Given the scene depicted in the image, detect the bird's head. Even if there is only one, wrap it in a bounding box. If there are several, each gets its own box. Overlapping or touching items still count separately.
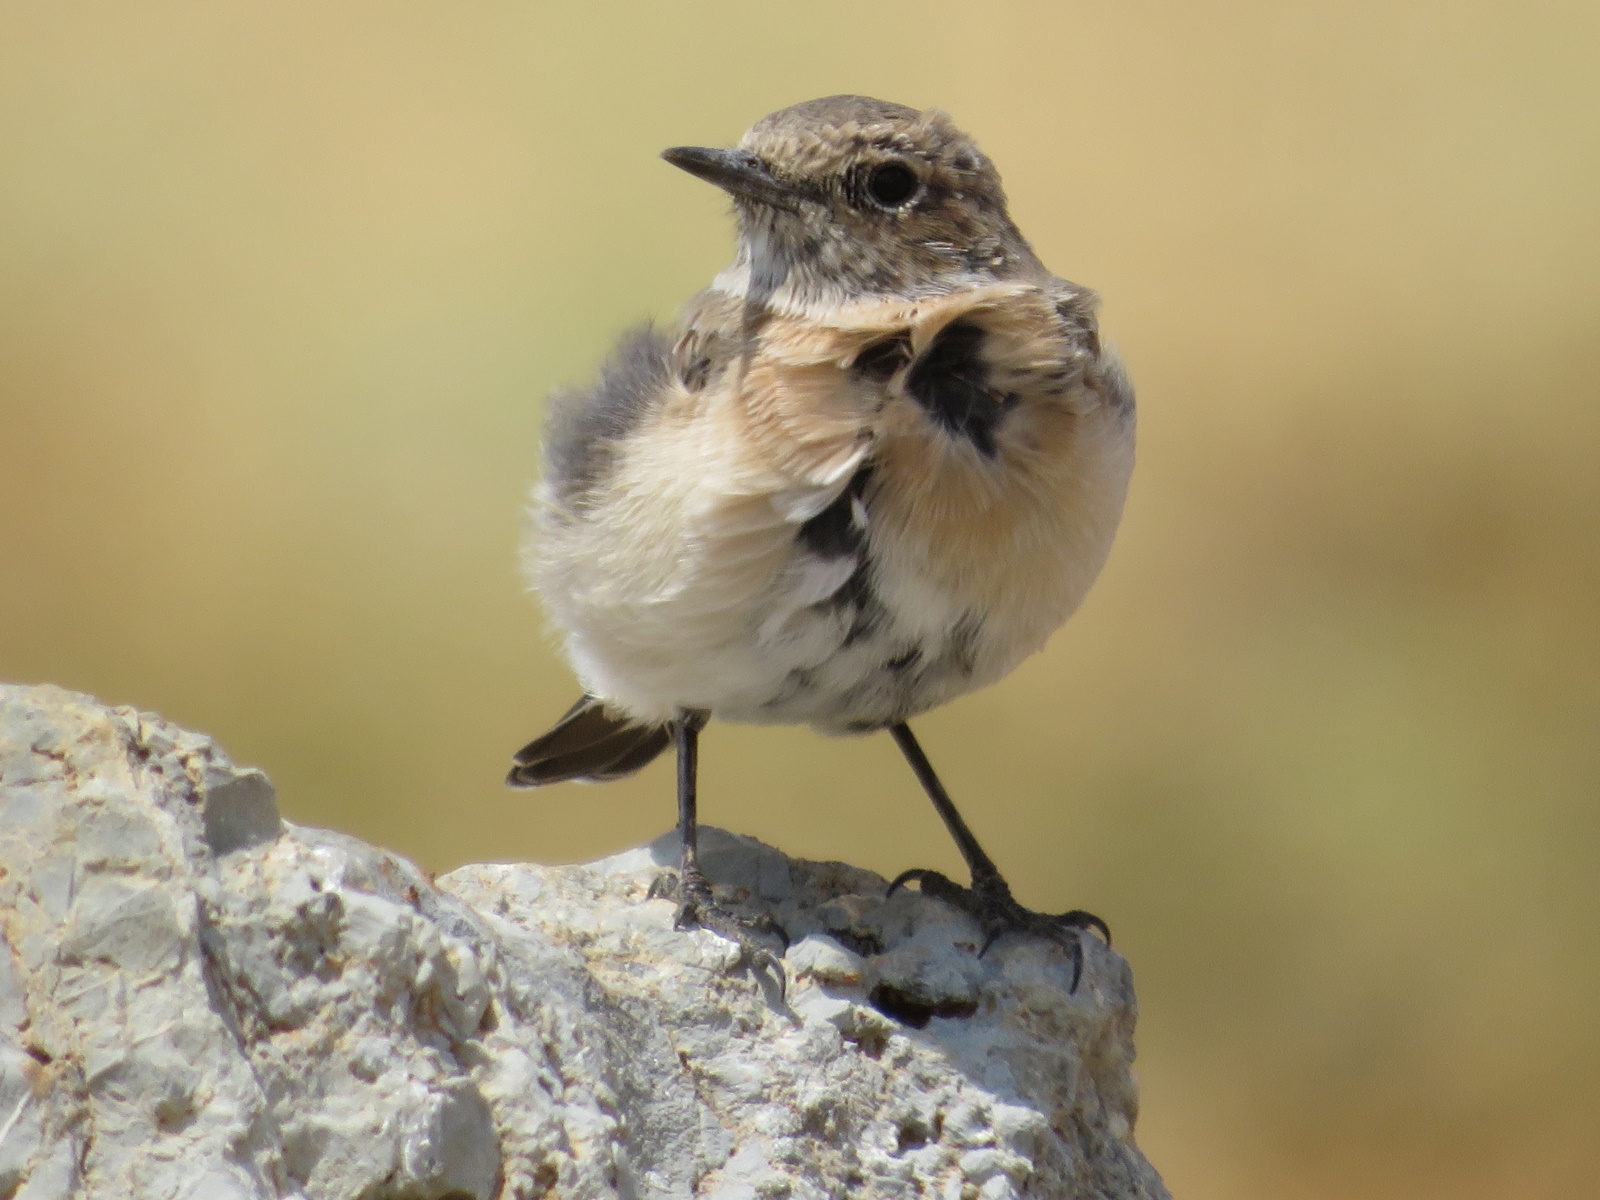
[662,96,1044,309]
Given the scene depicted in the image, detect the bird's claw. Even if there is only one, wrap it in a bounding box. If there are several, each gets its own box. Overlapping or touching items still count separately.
[650,867,789,996]
[886,866,1108,992]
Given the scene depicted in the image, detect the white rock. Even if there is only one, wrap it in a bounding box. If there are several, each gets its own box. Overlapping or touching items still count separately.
[0,684,1169,1199]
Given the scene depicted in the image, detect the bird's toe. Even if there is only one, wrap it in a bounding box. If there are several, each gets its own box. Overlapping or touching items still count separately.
[888,865,1109,992]
[652,866,789,994]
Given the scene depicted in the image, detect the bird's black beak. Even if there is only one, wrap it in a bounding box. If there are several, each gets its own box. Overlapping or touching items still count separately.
[661,146,800,212]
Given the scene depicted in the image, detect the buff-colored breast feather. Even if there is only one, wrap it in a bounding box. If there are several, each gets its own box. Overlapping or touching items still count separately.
[534,278,1131,721]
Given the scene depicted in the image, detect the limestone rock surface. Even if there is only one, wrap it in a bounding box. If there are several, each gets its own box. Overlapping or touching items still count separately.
[0,684,1167,1200]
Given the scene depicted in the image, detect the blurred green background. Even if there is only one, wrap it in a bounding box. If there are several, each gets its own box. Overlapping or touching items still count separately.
[2,2,1596,1196]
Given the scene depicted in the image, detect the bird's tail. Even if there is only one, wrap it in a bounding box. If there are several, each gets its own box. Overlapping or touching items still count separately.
[506,695,672,787]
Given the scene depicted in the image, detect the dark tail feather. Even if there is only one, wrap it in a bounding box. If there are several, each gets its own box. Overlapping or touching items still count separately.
[506,695,672,787]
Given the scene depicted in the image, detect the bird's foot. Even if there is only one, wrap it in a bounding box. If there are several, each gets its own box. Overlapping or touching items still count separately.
[649,865,789,993]
[887,866,1109,992]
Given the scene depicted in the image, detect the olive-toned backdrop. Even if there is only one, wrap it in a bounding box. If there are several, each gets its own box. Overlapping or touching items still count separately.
[3,3,1596,1197]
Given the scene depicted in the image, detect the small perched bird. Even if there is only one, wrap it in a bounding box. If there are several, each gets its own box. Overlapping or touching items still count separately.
[509,96,1134,986]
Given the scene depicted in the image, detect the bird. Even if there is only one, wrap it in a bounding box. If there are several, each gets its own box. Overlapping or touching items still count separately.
[507,95,1135,988]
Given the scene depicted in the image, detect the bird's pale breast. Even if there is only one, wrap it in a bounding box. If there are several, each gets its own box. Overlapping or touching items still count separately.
[528,281,1134,732]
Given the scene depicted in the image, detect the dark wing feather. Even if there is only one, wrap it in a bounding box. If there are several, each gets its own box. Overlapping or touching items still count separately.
[543,326,672,506]
[506,695,671,786]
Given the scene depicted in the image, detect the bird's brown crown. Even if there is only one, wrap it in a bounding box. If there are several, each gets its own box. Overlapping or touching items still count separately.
[665,96,1044,306]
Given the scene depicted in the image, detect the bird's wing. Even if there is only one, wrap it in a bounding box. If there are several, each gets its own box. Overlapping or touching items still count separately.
[541,325,675,509]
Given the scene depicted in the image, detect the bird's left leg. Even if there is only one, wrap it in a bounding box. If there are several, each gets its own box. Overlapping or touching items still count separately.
[885,722,1109,990]
[650,712,788,980]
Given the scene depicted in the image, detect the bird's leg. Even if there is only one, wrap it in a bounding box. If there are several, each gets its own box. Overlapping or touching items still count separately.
[885,722,1109,991]
[651,713,788,981]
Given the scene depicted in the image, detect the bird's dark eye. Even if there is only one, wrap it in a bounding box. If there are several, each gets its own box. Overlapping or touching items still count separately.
[866,162,918,207]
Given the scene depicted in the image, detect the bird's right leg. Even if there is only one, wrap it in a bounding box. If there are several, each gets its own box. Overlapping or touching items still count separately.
[651,712,788,982]
[885,722,1109,991]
